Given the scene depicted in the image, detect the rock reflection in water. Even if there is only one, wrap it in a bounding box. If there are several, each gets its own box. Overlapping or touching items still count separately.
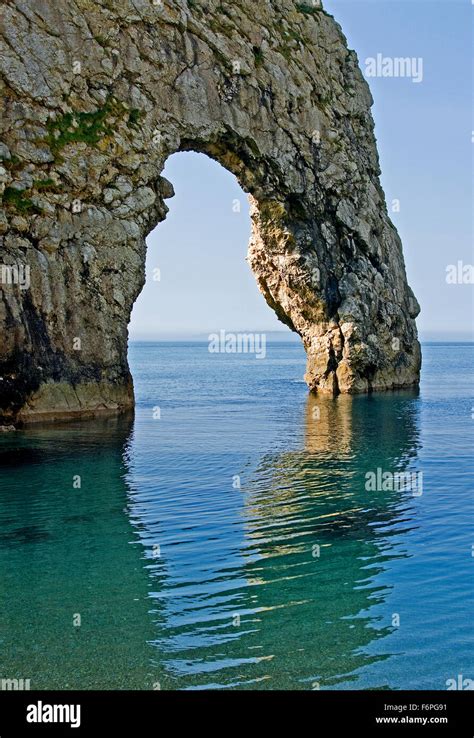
[142,390,421,689]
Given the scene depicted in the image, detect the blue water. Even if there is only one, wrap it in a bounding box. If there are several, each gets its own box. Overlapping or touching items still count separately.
[0,342,472,690]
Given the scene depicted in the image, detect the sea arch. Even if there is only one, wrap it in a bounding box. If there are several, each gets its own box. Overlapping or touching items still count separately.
[0,0,420,423]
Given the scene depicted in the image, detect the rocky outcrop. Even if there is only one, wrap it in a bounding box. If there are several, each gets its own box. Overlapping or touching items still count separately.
[0,0,420,423]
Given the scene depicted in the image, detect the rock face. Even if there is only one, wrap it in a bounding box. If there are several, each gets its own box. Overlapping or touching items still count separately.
[0,0,420,423]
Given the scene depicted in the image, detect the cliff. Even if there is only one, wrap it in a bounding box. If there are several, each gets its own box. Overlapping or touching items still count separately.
[0,0,420,423]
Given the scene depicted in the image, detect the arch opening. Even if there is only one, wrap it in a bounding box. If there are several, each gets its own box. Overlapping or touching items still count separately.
[129,151,289,343]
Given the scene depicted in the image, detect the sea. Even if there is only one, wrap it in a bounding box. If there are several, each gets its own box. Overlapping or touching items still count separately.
[0,341,472,690]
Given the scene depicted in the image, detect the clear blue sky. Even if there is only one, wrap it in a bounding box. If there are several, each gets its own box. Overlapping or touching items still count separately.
[129,0,473,341]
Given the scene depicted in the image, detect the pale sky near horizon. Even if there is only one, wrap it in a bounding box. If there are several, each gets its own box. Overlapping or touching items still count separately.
[129,0,473,342]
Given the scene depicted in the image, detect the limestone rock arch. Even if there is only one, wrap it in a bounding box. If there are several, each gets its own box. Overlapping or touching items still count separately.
[0,0,420,423]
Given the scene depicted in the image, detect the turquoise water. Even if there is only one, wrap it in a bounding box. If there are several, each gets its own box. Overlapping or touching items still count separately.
[0,342,472,690]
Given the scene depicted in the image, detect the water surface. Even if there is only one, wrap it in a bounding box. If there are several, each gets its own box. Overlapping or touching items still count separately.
[0,342,472,689]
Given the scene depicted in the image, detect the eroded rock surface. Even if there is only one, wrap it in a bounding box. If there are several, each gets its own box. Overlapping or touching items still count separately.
[0,0,420,423]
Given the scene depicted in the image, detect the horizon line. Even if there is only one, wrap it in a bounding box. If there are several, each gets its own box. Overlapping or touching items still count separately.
[129,332,474,343]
